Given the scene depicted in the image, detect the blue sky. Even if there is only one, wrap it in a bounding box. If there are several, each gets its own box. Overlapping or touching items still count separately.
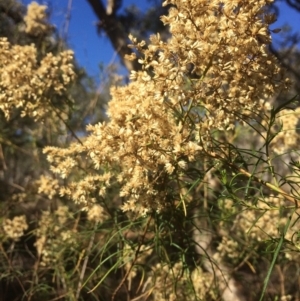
[21,0,300,78]
[23,0,153,77]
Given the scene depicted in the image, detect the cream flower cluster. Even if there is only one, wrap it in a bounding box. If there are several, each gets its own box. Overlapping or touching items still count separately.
[270,108,300,154]
[0,38,75,120]
[133,0,287,131]
[44,0,286,216]
[234,196,286,242]
[146,262,215,301]
[36,175,60,200]
[87,204,107,223]
[34,207,76,266]
[2,215,28,241]
[24,1,51,36]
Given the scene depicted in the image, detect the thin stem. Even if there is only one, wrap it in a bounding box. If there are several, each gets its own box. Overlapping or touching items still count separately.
[111,216,152,301]
[75,223,97,300]
[208,151,298,205]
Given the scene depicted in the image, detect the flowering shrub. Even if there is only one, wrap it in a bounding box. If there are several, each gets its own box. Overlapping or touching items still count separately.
[1,0,300,300]
[44,0,288,215]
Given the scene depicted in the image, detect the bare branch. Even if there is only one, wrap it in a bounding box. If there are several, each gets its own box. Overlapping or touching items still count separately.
[86,0,140,71]
[106,0,122,15]
[286,0,300,12]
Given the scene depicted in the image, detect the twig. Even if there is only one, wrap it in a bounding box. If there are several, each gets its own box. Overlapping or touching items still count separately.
[75,222,97,300]
[207,151,298,205]
[62,0,73,41]
[111,216,152,301]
